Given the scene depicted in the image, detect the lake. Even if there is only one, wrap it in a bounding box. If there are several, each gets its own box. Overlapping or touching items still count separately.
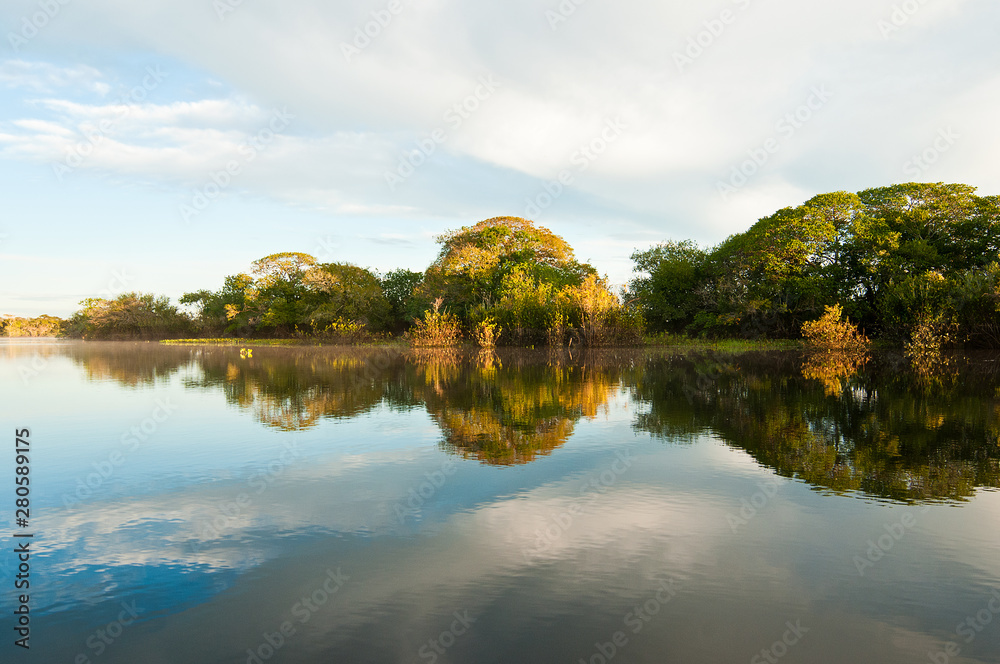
[1,339,999,663]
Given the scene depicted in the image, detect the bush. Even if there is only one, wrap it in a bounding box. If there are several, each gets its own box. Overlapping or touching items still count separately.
[1,315,63,337]
[905,312,956,378]
[407,299,462,347]
[306,319,383,344]
[801,304,870,352]
[473,317,500,348]
[66,293,192,340]
[566,275,645,347]
[547,311,568,347]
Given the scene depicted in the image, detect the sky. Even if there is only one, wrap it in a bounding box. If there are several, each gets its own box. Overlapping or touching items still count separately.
[1,0,999,317]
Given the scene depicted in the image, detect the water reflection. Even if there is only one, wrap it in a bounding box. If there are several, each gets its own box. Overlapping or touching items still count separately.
[52,342,1000,501]
[410,349,626,464]
[800,348,869,397]
[186,346,407,430]
[6,340,1000,664]
[632,351,1000,502]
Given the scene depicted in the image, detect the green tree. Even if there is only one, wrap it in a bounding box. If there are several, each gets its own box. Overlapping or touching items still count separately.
[380,268,424,331]
[632,182,1000,343]
[629,240,706,333]
[66,293,191,339]
[303,262,391,331]
[421,216,595,318]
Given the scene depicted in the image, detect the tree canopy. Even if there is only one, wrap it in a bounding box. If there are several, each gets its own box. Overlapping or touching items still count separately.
[421,216,596,315]
[631,183,1000,342]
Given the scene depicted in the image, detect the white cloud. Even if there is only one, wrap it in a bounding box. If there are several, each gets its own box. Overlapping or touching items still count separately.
[0,59,107,94]
[0,0,997,292]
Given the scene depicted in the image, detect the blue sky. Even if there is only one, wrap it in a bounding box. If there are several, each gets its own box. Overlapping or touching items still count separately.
[2,0,999,317]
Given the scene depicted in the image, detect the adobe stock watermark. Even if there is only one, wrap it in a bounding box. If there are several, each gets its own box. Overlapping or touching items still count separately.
[192,441,303,551]
[17,352,50,386]
[577,579,680,664]
[341,0,408,63]
[98,268,134,300]
[384,74,501,191]
[726,476,780,533]
[53,66,168,181]
[313,235,340,262]
[853,505,930,576]
[673,0,754,73]
[903,128,959,179]
[417,610,477,663]
[73,600,142,663]
[928,588,1000,664]
[394,457,458,524]
[522,449,633,562]
[523,116,628,217]
[7,0,72,53]
[717,85,833,201]
[750,619,809,664]
[214,0,249,22]
[179,107,294,223]
[243,567,349,664]
[877,0,933,39]
[545,0,589,31]
[62,398,179,508]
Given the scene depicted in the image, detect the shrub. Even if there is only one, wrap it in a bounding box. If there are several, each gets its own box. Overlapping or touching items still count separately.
[1,315,63,337]
[801,304,870,352]
[66,293,192,340]
[473,317,500,348]
[307,318,382,344]
[547,311,568,347]
[905,312,956,378]
[407,298,462,347]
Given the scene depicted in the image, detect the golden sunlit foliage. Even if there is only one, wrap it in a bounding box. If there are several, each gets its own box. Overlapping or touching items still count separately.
[1,314,63,337]
[801,304,870,353]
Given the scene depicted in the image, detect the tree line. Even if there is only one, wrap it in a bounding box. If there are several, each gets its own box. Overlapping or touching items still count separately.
[56,216,643,345]
[630,182,1000,346]
[19,182,1000,347]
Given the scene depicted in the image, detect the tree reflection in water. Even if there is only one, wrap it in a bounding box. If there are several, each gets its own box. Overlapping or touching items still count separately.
[62,342,1000,502]
[632,350,1000,502]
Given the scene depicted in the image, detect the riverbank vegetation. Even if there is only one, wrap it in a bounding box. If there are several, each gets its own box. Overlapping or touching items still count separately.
[631,182,1000,347]
[0,314,63,337]
[27,182,1000,349]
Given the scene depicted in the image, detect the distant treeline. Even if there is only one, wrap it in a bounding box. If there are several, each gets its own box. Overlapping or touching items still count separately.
[28,182,1000,346]
[56,216,643,346]
[1,315,62,337]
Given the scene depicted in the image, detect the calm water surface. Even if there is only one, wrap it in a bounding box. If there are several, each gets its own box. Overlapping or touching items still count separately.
[1,340,999,663]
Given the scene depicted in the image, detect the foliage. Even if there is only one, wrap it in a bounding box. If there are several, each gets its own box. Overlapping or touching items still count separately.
[417,216,640,346]
[1,314,63,337]
[473,316,500,348]
[65,293,192,339]
[309,318,383,345]
[407,299,462,347]
[629,240,707,333]
[905,312,957,380]
[182,253,393,338]
[566,274,644,346]
[801,304,870,352]
[380,268,424,331]
[303,262,391,331]
[547,310,568,347]
[632,183,1000,345]
[420,216,595,320]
